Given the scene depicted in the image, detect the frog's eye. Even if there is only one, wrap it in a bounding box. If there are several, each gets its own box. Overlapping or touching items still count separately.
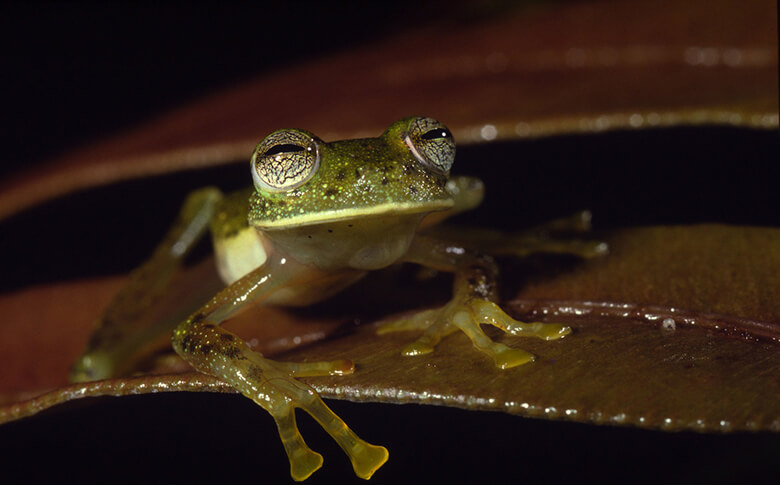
[251,129,320,192]
[404,117,455,174]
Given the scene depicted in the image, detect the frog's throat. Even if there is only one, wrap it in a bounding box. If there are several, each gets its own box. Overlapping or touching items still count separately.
[254,199,454,230]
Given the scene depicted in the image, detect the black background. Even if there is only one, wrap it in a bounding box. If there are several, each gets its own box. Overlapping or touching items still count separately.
[0,2,777,484]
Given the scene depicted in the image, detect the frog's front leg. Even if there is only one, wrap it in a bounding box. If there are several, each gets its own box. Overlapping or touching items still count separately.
[378,236,570,369]
[173,256,388,481]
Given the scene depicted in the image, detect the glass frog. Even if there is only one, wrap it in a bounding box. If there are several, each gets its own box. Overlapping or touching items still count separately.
[69,117,605,481]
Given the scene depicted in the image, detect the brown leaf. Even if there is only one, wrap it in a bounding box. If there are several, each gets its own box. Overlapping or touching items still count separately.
[0,0,776,219]
[2,226,777,434]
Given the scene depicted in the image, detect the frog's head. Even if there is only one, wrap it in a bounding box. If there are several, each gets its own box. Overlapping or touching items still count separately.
[248,117,456,270]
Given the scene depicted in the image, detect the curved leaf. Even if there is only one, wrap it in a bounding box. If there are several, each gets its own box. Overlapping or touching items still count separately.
[2,226,778,433]
[0,0,776,219]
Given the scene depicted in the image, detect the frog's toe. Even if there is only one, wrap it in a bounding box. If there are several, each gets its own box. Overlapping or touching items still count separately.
[272,409,324,481]
[450,310,537,369]
[290,448,324,482]
[501,319,572,340]
[472,300,572,340]
[578,240,609,258]
[492,345,536,369]
[349,442,389,480]
[401,339,435,356]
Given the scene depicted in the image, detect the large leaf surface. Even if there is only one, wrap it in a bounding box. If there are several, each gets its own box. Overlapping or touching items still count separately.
[1,226,777,433]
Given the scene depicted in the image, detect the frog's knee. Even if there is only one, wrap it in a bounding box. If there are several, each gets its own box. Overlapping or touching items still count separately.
[69,350,115,382]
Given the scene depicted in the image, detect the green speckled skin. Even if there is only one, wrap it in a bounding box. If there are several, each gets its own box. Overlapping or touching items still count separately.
[250,118,452,229]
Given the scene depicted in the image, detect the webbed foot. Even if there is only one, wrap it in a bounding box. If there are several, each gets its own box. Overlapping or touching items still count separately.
[378,297,570,369]
[261,358,388,480]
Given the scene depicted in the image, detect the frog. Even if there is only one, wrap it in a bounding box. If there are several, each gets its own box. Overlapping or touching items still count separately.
[69,116,606,481]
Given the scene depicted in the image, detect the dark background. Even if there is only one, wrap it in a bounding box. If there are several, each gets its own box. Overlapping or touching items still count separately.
[0,2,777,484]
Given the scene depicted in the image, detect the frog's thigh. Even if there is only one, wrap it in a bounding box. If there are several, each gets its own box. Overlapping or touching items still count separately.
[71,186,223,382]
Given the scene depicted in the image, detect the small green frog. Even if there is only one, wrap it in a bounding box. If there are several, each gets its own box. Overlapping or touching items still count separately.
[70,117,604,480]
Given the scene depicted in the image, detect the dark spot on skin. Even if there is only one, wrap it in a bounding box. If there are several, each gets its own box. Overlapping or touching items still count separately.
[248,364,264,380]
[381,177,389,185]
[220,334,235,342]
[200,344,213,355]
[181,335,194,352]
[436,178,446,188]
[347,224,353,228]
[335,170,346,181]
[307,235,312,239]
[408,185,418,194]
[191,313,206,324]
[203,323,216,329]
[354,169,361,179]
[467,277,478,287]
[402,164,413,174]
[221,346,244,360]
[324,188,338,197]
[327,229,333,233]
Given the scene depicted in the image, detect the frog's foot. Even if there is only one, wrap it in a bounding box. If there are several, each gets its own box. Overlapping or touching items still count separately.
[509,237,608,259]
[378,298,571,369]
[256,359,389,480]
[174,321,387,481]
[509,210,608,259]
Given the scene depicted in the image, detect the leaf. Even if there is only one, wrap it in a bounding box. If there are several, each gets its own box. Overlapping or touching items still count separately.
[0,0,776,220]
[294,226,780,432]
[1,225,778,434]
[0,0,777,481]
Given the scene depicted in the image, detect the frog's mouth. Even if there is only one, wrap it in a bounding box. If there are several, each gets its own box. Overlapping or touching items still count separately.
[257,198,454,230]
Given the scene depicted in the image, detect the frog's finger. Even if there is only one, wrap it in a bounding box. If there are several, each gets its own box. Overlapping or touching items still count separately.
[271,407,324,481]
[471,300,572,340]
[525,210,594,233]
[399,330,439,356]
[452,310,535,369]
[277,359,355,377]
[298,395,389,480]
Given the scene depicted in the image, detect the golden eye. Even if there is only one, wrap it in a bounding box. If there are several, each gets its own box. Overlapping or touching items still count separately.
[251,129,320,192]
[404,117,455,174]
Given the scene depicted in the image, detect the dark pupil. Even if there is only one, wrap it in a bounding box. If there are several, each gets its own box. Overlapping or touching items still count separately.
[421,128,451,140]
[266,143,305,156]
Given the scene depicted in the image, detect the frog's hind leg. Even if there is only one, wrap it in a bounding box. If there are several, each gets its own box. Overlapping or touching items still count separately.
[71,187,223,382]
[497,210,608,258]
